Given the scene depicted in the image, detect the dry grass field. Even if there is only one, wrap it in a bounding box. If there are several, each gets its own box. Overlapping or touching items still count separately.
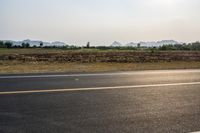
[1,49,200,74]
[0,61,200,74]
[0,48,133,55]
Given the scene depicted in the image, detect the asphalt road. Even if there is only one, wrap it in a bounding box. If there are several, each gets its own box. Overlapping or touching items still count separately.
[0,69,200,133]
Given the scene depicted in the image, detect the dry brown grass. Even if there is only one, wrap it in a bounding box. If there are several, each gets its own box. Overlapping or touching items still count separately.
[0,61,200,74]
[0,48,67,55]
[0,48,135,55]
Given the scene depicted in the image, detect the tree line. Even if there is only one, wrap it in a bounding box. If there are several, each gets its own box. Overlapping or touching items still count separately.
[1,41,200,51]
[0,41,44,48]
[158,42,200,51]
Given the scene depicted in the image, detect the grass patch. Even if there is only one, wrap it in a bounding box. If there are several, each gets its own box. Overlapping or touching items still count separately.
[0,48,190,55]
[0,48,68,55]
[0,61,200,74]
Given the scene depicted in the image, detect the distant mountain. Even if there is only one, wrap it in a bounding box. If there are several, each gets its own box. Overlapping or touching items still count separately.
[3,39,67,47]
[138,40,179,47]
[51,41,66,46]
[157,40,179,45]
[111,41,123,47]
[2,39,182,47]
[126,42,137,47]
[22,39,44,46]
[113,40,181,47]
[139,41,158,47]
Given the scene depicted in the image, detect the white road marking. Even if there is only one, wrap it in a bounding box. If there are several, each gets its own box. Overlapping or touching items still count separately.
[0,82,200,95]
[0,69,200,79]
[190,131,200,133]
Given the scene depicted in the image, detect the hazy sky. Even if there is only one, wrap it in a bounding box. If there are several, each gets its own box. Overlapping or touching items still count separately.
[0,0,200,45]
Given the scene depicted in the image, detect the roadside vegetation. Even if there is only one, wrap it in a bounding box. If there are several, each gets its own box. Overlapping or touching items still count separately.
[0,40,200,74]
[1,61,200,74]
[1,41,200,53]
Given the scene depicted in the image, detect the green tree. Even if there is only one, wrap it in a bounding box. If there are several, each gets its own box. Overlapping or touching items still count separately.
[22,42,26,48]
[0,41,5,48]
[4,41,13,48]
[22,42,30,48]
[86,42,90,48]
[137,43,141,48]
[26,43,30,48]
[191,41,200,51]
[40,42,43,47]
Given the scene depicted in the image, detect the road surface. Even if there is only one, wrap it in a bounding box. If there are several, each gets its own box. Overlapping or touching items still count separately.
[0,69,200,133]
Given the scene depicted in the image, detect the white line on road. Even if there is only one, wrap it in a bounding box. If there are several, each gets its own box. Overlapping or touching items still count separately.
[0,69,200,79]
[1,82,200,95]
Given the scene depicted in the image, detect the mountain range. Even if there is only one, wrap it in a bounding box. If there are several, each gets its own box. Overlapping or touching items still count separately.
[2,39,67,47]
[2,39,182,47]
[111,40,181,47]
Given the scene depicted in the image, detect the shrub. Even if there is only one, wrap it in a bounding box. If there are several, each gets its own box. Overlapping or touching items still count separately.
[4,41,13,48]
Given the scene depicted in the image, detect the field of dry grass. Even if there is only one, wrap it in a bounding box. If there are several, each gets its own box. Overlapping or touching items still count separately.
[0,61,200,74]
[0,48,134,55]
[0,48,67,55]
[1,48,200,74]
[1,49,200,63]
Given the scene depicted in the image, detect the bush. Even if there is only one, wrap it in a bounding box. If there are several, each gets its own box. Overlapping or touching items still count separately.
[22,43,30,48]
[4,41,13,48]
[0,41,5,48]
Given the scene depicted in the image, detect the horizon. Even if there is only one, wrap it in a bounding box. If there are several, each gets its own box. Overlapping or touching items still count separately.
[1,0,200,45]
[0,39,193,47]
